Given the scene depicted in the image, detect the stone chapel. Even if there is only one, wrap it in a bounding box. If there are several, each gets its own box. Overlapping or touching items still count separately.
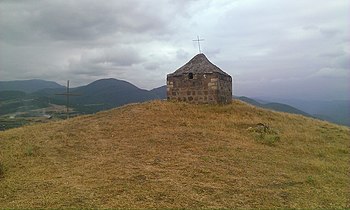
[167,53,232,104]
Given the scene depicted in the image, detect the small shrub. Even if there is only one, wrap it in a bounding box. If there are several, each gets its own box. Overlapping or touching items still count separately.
[306,175,316,185]
[248,123,281,146]
[316,152,326,159]
[25,146,34,156]
[200,156,211,162]
[337,148,349,154]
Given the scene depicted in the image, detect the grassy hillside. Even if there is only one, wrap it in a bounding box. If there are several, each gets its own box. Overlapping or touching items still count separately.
[0,100,349,209]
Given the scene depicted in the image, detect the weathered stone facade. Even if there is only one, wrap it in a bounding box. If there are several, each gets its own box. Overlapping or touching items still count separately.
[167,54,232,104]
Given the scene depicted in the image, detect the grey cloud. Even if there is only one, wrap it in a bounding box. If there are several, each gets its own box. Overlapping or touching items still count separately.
[319,28,340,37]
[0,0,349,99]
[68,46,143,77]
[176,49,190,60]
[334,54,350,69]
[70,64,110,77]
[30,1,163,41]
[0,0,194,44]
[311,67,348,78]
[143,62,161,70]
[82,47,143,67]
[318,51,345,58]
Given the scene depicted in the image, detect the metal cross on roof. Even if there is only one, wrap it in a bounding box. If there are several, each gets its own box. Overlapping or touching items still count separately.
[193,35,204,54]
[55,80,80,119]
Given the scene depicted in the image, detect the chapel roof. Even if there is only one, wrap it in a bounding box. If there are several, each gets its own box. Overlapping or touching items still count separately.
[168,53,230,77]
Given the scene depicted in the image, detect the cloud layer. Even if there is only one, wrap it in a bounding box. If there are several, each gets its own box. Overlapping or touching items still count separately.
[0,0,349,100]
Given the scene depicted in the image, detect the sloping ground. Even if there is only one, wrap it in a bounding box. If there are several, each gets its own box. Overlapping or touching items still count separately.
[0,100,349,209]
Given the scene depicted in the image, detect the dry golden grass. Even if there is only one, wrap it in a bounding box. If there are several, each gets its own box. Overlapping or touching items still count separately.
[0,100,349,209]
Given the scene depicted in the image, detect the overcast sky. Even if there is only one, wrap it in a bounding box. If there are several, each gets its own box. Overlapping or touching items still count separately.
[0,0,349,100]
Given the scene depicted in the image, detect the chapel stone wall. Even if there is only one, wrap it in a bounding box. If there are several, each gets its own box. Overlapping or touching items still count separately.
[167,72,232,104]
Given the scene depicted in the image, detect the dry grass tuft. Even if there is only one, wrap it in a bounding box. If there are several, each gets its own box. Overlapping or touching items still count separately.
[0,100,349,209]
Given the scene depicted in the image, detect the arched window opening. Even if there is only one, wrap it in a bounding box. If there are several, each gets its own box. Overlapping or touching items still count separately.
[188,73,193,79]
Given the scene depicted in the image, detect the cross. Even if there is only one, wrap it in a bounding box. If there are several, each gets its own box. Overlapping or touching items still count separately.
[193,35,204,54]
[55,80,80,119]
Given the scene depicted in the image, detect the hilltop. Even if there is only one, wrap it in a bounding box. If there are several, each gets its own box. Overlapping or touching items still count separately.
[0,100,349,209]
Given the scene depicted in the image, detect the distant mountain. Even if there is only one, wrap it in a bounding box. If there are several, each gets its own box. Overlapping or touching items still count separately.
[0,79,64,93]
[33,78,160,113]
[150,85,166,99]
[3,78,347,126]
[0,79,164,130]
[71,78,159,108]
[236,96,261,107]
[255,98,350,126]
[296,100,349,126]
[263,102,313,117]
[237,96,313,117]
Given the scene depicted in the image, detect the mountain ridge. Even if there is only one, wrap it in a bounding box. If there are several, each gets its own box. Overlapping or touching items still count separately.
[237,96,313,117]
[0,78,347,126]
[32,78,161,114]
[0,79,64,93]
